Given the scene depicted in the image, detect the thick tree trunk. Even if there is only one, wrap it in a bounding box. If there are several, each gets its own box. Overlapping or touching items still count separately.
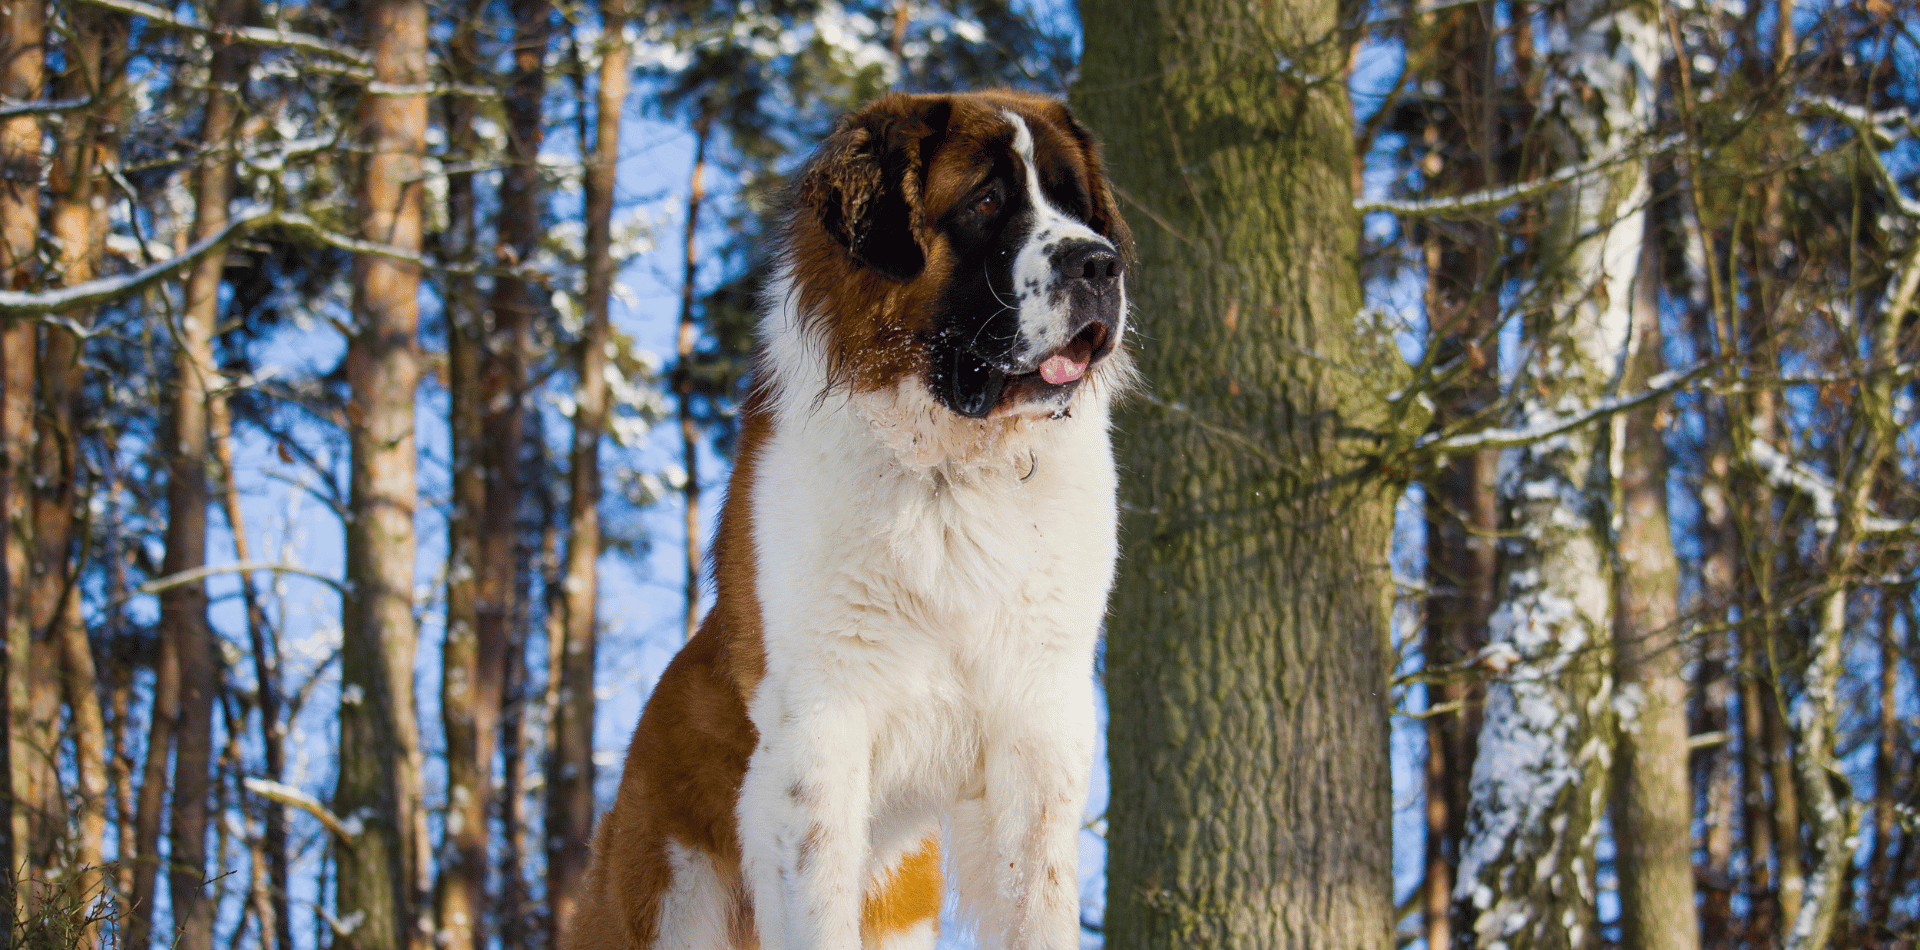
[434,10,494,950]
[1076,1,1398,946]
[337,0,430,946]
[1459,0,1657,945]
[549,0,628,936]
[1610,234,1700,950]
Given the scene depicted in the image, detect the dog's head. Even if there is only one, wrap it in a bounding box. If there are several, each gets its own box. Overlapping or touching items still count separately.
[783,90,1133,420]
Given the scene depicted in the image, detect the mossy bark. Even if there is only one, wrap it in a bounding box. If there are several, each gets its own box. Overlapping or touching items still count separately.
[1075,3,1399,947]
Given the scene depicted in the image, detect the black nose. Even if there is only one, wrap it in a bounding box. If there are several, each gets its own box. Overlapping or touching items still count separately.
[1054,241,1122,295]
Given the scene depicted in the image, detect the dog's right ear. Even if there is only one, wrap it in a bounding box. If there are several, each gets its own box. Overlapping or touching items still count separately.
[798,96,953,283]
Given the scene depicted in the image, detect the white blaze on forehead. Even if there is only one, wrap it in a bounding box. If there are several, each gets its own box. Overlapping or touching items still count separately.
[1002,111,1115,366]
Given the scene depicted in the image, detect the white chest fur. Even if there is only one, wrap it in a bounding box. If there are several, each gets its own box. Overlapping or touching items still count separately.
[734,295,1118,950]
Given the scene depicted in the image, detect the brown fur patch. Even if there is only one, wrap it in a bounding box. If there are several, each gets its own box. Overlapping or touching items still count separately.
[860,836,943,943]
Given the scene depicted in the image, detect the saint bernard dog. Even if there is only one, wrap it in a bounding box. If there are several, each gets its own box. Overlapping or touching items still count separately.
[564,89,1133,950]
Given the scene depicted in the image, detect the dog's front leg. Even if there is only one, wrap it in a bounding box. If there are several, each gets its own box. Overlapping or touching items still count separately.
[738,702,872,950]
[962,672,1095,950]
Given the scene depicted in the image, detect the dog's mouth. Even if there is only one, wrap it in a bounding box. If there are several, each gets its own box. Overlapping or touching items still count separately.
[940,320,1113,419]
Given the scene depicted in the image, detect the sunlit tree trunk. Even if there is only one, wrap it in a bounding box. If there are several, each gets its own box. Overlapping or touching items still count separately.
[549,0,629,936]
[1610,233,1699,950]
[42,9,127,942]
[336,0,430,945]
[1,0,46,898]
[1076,0,1399,945]
[1459,0,1658,945]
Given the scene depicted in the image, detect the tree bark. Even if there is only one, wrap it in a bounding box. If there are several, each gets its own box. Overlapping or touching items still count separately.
[163,2,252,944]
[549,0,628,937]
[1076,1,1398,946]
[674,113,709,643]
[336,0,429,945]
[1413,6,1500,946]
[210,392,291,950]
[1,0,45,898]
[434,9,494,950]
[1610,231,1700,950]
[1459,0,1658,945]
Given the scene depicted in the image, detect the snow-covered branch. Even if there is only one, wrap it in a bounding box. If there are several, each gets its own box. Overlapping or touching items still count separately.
[242,778,354,844]
[1357,133,1682,218]
[1416,362,1711,454]
[0,206,277,318]
[1798,96,1920,219]
[1746,439,1910,538]
[77,0,374,73]
[130,559,346,599]
[0,96,91,119]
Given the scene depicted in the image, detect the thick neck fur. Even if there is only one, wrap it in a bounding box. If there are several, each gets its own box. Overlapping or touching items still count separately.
[758,265,1131,476]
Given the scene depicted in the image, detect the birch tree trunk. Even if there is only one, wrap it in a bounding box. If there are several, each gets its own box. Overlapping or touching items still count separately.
[1076,0,1399,945]
[1459,0,1659,946]
[549,0,629,936]
[337,1,430,945]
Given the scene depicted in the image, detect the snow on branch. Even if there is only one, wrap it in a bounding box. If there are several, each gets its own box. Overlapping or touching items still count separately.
[1747,439,1910,538]
[1416,361,1712,454]
[0,96,91,119]
[129,558,345,599]
[0,206,277,319]
[242,778,355,844]
[1356,133,1682,218]
[77,0,374,73]
[1799,96,1920,219]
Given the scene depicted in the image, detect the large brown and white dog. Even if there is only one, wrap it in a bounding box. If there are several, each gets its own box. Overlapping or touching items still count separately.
[564,90,1132,950]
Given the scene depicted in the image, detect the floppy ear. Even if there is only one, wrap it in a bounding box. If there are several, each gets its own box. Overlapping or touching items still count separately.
[798,97,952,282]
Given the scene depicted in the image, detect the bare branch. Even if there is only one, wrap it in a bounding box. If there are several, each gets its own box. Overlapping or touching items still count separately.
[1416,361,1714,454]
[0,96,90,119]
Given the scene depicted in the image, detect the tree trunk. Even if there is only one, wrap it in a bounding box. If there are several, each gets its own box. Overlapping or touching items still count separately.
[44,15,127,938]
[337,0,430,945]
[1,0,45,898]
[1076,1,1398,946]
[1784,243,1918,950]
[210,393,291,950]
[434,9,495,950]
[674,113,709,643]
[1610,231,1700,950]
[549,0,628,936]
[1459,0,1657,945]
[163,3,252,944]
[1414,6,1500,946]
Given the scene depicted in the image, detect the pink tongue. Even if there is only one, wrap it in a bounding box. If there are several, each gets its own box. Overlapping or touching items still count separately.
[1040,355,1086,385]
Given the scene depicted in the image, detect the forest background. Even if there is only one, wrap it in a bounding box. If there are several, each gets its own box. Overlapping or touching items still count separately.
[0,0,1914,947]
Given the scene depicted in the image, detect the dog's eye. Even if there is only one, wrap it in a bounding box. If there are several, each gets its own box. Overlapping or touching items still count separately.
[971,185,1002,218]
